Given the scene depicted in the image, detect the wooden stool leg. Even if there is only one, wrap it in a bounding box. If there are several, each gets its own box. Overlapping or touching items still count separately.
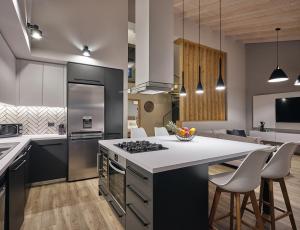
[230,193,234,230]
[279,178,297,230]
[240,192,249,218]
[249,191,264,230]
[258,178,264,213]
[268,179,276,230]
[209,187,222,227]
[235,193,241,230]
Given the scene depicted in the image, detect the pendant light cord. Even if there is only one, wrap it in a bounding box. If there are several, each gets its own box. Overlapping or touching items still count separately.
[219,0,221,59]
[276,28,279,67]
[182,0,185,85]
[198,0,201,82]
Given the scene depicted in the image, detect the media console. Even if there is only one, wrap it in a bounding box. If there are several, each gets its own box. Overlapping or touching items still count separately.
[250,130,300,154]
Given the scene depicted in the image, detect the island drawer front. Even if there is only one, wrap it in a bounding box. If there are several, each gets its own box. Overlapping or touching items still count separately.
[126,184,152,219]
[126,161,153,196]
[126,203,152,230]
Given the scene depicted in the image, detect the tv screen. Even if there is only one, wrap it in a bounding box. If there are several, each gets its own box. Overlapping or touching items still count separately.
[276,97,300,123]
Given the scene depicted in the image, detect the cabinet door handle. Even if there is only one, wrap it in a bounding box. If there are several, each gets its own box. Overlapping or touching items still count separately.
[127,204,150,227]
[127,166,148,180]
[37,143,63,147]
[127,185,148,203]
[26,145,32,151]
[74,78,101,84]
[108,200,124,218]
[12,160,26,171]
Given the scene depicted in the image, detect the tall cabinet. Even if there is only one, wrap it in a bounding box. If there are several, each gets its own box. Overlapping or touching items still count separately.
[16,59,66,107]
[67,62,124,139]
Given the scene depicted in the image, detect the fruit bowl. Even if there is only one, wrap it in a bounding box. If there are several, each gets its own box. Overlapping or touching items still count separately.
[175,134,195,142]
[166,121,197,142]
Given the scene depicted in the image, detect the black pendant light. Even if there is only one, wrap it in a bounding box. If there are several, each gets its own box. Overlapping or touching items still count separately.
[180,0,187,97]
[216,0,225,91]
[295,75,300,86]
[268,28,288,83]
[196,0,204,94]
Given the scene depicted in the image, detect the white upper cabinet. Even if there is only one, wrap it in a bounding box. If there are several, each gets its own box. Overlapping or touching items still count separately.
[16,59,66,107]
[0,33,16,105]
[17,60,43,106]
[43,63,65,107]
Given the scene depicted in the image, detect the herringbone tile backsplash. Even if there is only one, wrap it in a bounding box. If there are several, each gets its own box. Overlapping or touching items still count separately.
[0,103,66,135]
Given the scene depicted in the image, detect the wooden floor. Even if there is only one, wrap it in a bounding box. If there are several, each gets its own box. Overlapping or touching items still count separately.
[22,156,300,230]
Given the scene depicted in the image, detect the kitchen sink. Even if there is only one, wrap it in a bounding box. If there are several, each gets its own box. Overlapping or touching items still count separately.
[0,142,19,160]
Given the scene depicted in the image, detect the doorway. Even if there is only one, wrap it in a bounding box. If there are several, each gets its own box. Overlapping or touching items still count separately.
[128,99,140,137]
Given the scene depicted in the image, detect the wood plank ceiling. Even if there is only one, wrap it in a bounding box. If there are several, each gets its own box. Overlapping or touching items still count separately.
[174,0,300,43]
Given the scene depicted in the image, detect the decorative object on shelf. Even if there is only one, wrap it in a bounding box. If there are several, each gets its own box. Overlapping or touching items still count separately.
[27,23,43,40]
[268,28,289,83]
[82,45,91,57]
[58,124,66,135]
[144,101,154,112]
[259,121,266,132]
[295,75,300,86]
[166,121,196,142]
[215,0,226,91]
[180,0,187,97]
[196,0,204,94]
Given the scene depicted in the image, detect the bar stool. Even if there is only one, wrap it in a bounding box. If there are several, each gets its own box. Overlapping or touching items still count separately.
[255,142,297,230]
[131,127,148,138]
[209,149,271,230]
[154,127,169,136]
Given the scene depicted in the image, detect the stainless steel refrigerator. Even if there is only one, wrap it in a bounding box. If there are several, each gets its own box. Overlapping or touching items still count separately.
[67,83,104,181]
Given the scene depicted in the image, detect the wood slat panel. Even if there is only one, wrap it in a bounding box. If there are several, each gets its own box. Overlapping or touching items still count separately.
[176,38,226,122]
[173,0,300,43]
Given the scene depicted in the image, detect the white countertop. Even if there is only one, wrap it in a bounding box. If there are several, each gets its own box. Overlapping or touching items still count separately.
[0,134,66,175]
[99,135,271,173]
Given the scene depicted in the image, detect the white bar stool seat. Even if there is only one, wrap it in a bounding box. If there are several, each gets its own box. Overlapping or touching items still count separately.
[130,128,148,138]
[255,142,298,230]
[154,127,169,136]
[209,149,272,230]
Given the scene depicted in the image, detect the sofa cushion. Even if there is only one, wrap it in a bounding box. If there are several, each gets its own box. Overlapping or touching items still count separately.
[226,130,234,135]
[232,129,247,137]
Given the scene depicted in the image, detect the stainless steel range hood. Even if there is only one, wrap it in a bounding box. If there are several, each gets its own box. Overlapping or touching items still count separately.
[130,81,173,94]
[130,0,174,95]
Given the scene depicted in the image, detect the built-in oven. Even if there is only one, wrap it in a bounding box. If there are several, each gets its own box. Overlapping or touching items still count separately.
[98,146,109,196]
[98,145,126,226]
[108,157,126,211]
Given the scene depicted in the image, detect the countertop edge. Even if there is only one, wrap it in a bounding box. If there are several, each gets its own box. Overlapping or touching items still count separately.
[0,134,67,175]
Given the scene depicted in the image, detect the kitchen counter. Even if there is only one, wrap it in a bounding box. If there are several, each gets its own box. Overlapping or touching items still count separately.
[99,135,270,173]
[0,134,67,175]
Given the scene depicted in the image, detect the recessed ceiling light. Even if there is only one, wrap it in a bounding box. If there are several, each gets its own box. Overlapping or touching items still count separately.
[27,23,43,40]
[82,46,91,57]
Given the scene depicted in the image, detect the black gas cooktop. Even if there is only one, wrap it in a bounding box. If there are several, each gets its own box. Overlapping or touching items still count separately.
[114,141,168,154]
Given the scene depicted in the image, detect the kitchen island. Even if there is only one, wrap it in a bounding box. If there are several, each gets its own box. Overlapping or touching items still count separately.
[98,135,270,230]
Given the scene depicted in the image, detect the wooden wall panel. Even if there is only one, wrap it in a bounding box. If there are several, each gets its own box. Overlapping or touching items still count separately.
[176,38,227,121]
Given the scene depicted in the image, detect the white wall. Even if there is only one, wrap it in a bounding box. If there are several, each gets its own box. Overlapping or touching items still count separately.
[253,92,300,130]
[29,0,129,136]
[174,17,246,130]
[0,33,16,105]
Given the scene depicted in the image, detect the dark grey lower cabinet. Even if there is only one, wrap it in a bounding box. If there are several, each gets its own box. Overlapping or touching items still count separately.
[29,139,67,183]
[8,152,27,230]
[126,161,208,230]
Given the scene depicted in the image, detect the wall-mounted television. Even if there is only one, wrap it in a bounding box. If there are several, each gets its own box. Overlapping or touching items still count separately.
[276,97,300,123]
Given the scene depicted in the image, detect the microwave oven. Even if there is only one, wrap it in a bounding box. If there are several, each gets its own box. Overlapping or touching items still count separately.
[0,124,23,138]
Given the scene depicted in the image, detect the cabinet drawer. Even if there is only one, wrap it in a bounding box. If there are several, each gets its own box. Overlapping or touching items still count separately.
[29,139,67,183]
[126,161,153,196]
[126,203,152,230]
[126,184,152,218]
